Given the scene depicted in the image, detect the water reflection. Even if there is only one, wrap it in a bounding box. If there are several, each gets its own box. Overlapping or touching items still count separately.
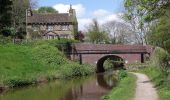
[97,73,117,89]
[0,72,117,100]
[61,73,117,100]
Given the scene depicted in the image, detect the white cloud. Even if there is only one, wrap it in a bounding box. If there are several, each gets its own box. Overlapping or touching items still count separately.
[53,3,85,18]
[52,4,123,31]
[78,18,92,31]
[98,13,124,24]
[93,9,110,18]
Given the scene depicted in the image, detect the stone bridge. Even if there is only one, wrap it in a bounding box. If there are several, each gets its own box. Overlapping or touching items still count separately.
[70,43,154,72]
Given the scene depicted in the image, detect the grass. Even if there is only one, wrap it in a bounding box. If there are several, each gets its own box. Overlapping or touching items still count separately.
[140,66,170,100]
[102,73,136,100]
[0,39,94,88]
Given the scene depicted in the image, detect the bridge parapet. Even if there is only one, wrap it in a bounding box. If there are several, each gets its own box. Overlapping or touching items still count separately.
[72,43,153,54]
[70,43,154,67]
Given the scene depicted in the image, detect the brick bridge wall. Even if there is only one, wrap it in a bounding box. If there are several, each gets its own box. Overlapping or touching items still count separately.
[71,43,154,66]
[80,54,142,65]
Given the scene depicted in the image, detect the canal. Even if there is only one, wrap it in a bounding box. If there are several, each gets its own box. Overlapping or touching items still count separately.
[0,72,117,100]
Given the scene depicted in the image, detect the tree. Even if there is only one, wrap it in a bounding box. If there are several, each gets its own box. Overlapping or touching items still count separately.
[0,0,37,39]
[11,0,36,39]
[124,0,150,45]
[124,0,170,52]
[74,31,85,42]
[38,7,58,13]
[102,21,134,44]
[0,0,13,29]
[148,13,170,53]
[12,0,30,31]
[124,0,170,45]
[86,19,109,44]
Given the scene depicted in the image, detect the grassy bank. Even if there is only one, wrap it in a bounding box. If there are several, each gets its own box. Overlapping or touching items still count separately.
[102,71,136,100]
[0,39,94,88]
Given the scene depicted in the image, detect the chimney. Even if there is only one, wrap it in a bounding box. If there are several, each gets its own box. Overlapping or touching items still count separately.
[27,7,33,17]
[69,4,76,16]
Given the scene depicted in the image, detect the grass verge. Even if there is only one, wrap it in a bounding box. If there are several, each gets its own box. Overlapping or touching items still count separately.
[102,73,136,100]
[0,39,94,89]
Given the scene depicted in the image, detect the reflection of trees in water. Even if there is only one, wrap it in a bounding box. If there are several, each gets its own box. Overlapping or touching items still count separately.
[97,74,117,89]
[61,74,117,100]
[60,85,83,100]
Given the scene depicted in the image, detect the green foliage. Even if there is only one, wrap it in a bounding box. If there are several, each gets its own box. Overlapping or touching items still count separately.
[118,70,128,80]
[124,0,170,45]
[148,15,170,52]
[0,0,32,38]
[141,66,162,86]
[0,35,12,44]
[104,59,114,70]
[31,44,68,66]
[0,40,93,87]
[0,27,16,37]
[124,0,169,22]
[104,59,124,70]
[0,0,13,28]
[102,74,136,100]
[151,47,169,74]
[124,0,148,44]
[12,0,30,33]
[38,7,58,13]
[59,63,94,78]
[86,19,109,44]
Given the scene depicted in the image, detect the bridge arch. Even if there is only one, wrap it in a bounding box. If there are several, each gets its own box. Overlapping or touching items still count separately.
[96,55,125,73]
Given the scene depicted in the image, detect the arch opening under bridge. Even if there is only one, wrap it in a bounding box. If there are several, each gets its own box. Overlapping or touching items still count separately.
[96,55,125,73]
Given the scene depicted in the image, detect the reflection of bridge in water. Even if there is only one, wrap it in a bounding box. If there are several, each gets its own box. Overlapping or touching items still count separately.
[61,73,117,100]
[68,43,154,73]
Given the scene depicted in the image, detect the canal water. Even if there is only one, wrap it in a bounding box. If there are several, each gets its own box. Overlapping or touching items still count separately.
[0,72,117,100]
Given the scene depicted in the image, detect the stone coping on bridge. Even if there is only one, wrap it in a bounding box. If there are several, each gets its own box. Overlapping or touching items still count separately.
[73,43,154,54]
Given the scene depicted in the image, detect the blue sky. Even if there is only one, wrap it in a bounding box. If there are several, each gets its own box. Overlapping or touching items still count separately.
[37,0,125,30]
[38,0,124,13]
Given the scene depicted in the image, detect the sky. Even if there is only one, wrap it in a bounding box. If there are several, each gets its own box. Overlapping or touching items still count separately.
[37,0,125,30]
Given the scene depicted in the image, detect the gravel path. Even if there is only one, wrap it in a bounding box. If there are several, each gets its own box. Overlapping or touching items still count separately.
[131,72,158,100]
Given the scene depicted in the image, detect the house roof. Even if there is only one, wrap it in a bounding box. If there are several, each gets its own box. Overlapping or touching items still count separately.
[27,13,72,24]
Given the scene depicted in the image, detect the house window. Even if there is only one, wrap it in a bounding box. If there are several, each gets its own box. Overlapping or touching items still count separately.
[32,25,38,31]
[48,25,53,31]
[61,25,69,30]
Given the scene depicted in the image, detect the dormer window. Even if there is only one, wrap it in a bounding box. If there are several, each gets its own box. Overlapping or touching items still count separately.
[48,25,53,31]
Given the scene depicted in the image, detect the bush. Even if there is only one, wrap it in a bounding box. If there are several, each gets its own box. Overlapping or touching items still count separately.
[31,44,68,67]
[151,47,169,75]
[118,70,128,80]
[59,63,94,78]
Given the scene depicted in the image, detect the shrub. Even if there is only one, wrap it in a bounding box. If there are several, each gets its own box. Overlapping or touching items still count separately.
[31,44,68,67]
[151,47,170,75]
[118,70,128,80]
[59,63,94,78]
